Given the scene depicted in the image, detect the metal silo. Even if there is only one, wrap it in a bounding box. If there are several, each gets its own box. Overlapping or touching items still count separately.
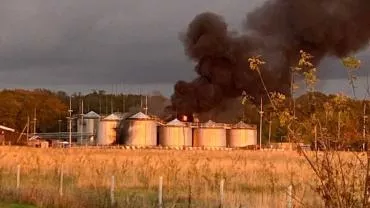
[159,119,192,147]
[77,111,100,143]
[193,120,227,147]
[97,113,120,145]
[123,112,157,146]
[84,111,100,134]
[227,121,257,147]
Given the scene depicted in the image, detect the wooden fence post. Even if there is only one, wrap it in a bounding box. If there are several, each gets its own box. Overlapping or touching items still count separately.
[220,179,225,208]
[187,182,192,208]
[287,184,293,208]
[16,164,20,190]
[59,165,64,197]
[158,176,163,208]
[110,175,115,207]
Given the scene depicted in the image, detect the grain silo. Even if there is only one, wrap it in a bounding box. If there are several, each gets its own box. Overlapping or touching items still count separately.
[193,120,227,147]
[83,111,100,134]
[159,119,192,147]
[96,113,120,145]
[123,112,157,146]
[77,111,101,144]
[227,121,257,147]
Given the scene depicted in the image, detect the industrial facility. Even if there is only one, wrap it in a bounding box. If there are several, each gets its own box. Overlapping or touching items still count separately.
[91,111,257,148]
[5,108,258,149]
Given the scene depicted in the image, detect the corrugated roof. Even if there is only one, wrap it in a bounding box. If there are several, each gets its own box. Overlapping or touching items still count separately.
[0,125,15,132]
[166,119,186,127]
[84,111,100,118]
[232,121,257,129]
[129,112,151,119]
[204,120,217,127]
[115,112,133,120]
[102,113,121,121]
[200,120,225,128]
[233,121,248,128]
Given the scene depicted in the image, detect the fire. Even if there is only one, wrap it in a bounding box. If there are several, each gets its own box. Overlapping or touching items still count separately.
[182,115,188,122]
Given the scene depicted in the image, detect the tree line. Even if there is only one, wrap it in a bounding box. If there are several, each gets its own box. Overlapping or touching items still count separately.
[0,89,169,133]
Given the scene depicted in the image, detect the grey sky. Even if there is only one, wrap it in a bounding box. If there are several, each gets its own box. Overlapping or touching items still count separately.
[0,0,369,97]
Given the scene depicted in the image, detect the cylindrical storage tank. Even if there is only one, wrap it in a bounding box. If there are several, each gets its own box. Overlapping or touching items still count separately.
[193,120,227,147]
[227,121,257,147]
[124,112,157,146]
[84,111,100,135]
[97,113,120,145]
[159,119,192,147]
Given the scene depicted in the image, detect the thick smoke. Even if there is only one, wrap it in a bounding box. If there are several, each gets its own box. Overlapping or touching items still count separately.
[170,0,370,117]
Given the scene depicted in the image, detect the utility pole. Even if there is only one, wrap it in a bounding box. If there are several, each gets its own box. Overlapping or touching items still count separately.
[68,96,73,148]
[105,94,108,115]
[80,99,84,145]
[268,113,272,148]
[314,124,318,151]
[26,116,30,140]
[363,103,367,151]
[291,69,296,118]
[111,85,114,114]
[364,103,367,139]
[144,95,148,115]
[337,111,341,141]
[58,119,62,141]
[33,108,37,135]
[140,96,143,112]
[259,97,264,150]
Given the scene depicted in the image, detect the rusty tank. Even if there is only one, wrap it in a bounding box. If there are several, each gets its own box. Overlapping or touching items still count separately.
[227,121,257,147]
[193,120,227,147]
[96,113,120,145]
[158,119,192,147]
[123,112,157,146]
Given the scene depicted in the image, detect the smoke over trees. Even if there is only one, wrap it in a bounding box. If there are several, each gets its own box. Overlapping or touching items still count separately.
[170,0,370,117]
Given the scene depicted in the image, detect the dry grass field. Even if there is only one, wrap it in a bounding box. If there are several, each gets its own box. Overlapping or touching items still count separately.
[0,147,324,208]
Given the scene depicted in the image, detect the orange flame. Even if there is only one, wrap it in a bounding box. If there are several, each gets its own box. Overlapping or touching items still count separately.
[182,115,188,122]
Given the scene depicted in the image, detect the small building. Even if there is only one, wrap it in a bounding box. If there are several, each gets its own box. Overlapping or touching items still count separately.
[27,136,49,148]
[0,125,15,144]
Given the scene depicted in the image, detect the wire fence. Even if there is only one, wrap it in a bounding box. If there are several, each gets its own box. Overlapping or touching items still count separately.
[0,164,307,208]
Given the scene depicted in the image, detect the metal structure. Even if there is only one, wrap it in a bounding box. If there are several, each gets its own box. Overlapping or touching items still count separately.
[96,113,120,145]
[158,119,192,147]
[77,111,100,143]
[227,121,257,147]
[68,96,73,147]
[193,120,227,147]
[123,112,157,146]
[259,97,263,150]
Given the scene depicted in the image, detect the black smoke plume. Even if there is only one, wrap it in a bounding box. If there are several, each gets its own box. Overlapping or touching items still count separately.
[170,0,370,117]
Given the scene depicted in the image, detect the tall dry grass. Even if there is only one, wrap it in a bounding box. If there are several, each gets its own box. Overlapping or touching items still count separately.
[0,147,324,207]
